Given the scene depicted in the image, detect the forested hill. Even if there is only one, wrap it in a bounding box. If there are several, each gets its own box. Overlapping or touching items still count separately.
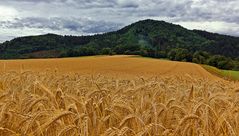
[0,19,239,70]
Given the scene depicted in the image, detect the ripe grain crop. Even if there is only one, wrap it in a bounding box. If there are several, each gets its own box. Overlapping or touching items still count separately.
[0,56,238,135]
[0,55,219,79]
[0,70,238,136]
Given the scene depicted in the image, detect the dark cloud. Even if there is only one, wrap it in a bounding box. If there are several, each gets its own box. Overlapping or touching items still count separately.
[0,17,123,33]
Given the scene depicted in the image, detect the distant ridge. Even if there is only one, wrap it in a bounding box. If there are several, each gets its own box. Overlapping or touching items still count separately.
[0,19,239,70]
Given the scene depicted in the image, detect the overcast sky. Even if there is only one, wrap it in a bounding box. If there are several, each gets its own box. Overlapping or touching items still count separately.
[0,0,238,42]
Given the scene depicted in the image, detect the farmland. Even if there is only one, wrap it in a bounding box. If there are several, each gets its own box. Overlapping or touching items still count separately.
[0,55,219,79]
[0,55,239,135]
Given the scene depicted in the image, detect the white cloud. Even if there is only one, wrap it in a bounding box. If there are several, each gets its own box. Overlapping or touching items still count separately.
[0,5,18,21]
[174,21,239,36]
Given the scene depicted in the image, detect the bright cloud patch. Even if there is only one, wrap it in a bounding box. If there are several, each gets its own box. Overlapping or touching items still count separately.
[0,5,18,21]
[175,21,239,36]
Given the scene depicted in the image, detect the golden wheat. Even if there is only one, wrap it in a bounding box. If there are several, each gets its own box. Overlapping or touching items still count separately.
[0,69,238,136]
[0,56,239,136]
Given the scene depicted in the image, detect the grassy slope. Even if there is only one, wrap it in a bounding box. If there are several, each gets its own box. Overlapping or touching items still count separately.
[202,65,239,80]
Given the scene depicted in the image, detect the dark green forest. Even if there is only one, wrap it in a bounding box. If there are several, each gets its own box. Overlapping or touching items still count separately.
[0,19,239,70]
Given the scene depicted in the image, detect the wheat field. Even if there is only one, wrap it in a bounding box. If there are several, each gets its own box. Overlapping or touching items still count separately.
[0,55,218,79]
[0,56,239,136]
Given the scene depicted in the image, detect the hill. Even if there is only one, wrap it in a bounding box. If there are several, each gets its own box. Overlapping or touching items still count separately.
[0,55,220,80]
[0,19,239,70]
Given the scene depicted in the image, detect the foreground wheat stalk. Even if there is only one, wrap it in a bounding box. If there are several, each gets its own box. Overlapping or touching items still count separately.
[0,71,238,136]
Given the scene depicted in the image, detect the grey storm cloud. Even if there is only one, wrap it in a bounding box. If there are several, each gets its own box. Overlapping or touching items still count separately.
[0,0,238,42]
[0,0,137,8]
[0,17,123,33]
